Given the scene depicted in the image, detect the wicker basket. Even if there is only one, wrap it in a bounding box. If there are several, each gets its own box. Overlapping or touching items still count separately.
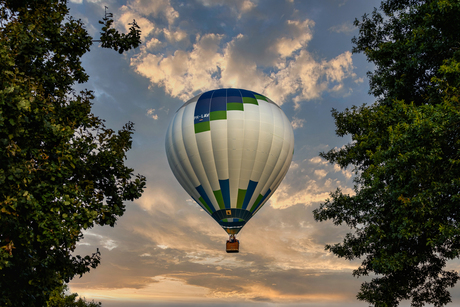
[226,240,239,253]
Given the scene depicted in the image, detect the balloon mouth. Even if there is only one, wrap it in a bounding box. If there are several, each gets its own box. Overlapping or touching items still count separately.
[224,227,242,235]
[212,209,253,235]
[220,222,246,235]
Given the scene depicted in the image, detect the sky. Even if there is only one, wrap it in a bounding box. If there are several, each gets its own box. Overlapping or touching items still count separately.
[66,0,460,306]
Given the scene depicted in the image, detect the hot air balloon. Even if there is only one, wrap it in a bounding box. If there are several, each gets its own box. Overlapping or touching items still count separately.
[165,88,294,253]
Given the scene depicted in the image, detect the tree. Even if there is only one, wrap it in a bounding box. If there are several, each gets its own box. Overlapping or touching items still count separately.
[313,0,460,306]
[0,0,145,306]
[47,284,101,307]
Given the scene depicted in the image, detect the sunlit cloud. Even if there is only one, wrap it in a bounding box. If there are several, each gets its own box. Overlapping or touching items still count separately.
[70,157,360,301]
[72,272,358,304]
[314,169,328,179]
[354,76,365,83]
[73,276,210,303]
[269,155,355,210]
[71,200,362,303]
[271,19,314,58]
[291,117,305,130]
[289,161,299,170]
[146,108,159,119]
[132,33,224,100]
[310,156,327,165]
[116,7,156,40]
[127,0,179,24]
[270,180,331,209]
[132,36,355,106]
[78,231,119,251]
[342,169,354,179]
[123,0,358,107]
[163,28,187,43]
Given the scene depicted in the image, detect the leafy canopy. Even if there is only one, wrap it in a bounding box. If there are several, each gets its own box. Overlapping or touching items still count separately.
[313,0,460,306]
[47,284,101,307]
[0,0,145,306]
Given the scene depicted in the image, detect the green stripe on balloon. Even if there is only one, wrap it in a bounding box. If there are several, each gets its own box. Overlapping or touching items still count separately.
[194,121,210,133]
[236,189,246,209]
[213,190,226,210]
[227,102,244,111]
[254,94,268,101]
[250,194,264,213]
[243,96,258,105]
[210,110,226,121]
[199,196,213,213]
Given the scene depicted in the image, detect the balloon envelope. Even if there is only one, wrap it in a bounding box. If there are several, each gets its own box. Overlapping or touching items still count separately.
[165,88,294,234]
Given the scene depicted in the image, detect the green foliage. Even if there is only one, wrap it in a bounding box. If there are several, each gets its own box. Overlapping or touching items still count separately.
[0,0,145,306]
[47,284,101,307]
[313,1,460,306]
[99,17,141,54]
[352,0,460,107]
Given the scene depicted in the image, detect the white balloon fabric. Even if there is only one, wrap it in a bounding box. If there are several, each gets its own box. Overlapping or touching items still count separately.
[165,88,294,234]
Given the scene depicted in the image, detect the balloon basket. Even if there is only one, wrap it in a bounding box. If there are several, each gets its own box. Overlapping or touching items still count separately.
[226,240,239,253]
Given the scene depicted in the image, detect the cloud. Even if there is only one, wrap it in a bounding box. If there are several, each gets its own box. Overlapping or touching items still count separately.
[147,108,159,119]
[127,0,179,24]
[71,200,358,303]
[271,19,314,58]
[291,117,305,129]
[132,33,224,100]
[354,76,365,84]
[325,51,354,83]
[197,0,257,18]
[240,0,256,13]
[309,156,326,165]
[132,34,355,106]
[268,156,355,210]
[78,231,119,251]
[142,37,162,52]
[70,203,363,303]
[289,161,299,170]
[163,28,187,43]
[329,22,356,34]
[342,169,354,179]
[69,153,359,301]
[125,0,358,107]
[270,180,331,209]
[68,137,362,301]
[116,7,156,40]
[314,169,328,179]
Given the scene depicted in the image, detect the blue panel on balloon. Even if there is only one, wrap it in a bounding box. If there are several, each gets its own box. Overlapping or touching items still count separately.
[219,179,231,209]
[194,91,213,124]
[239,89,254,97]
[227,88,242,103]
[196,185,215,213]
[210,89,227,112]
[242,180,258,210]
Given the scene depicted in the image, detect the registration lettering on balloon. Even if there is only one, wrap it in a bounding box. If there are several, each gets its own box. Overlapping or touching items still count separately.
[165,88,294,251]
